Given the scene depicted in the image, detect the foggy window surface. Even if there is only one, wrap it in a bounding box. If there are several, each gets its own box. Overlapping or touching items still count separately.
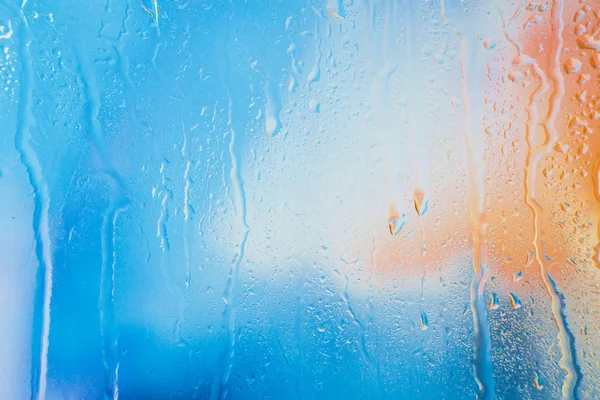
[1,0,599,399]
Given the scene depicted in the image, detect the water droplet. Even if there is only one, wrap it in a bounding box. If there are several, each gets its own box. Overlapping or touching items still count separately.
[593,244,600,269]
[266,116,280,137]
[488,293,500,310]
[578,74,591,85]
[513,271,523,281]
[574,9,586,22]
[591,53,600,69]
[508,71,523,83]
[483,39,496,50]
[309,99,320,113]
[534,374,544,390]
[553,142,569,153]
[577,35,600,51]
[569,116,588,130]
[288,76,296,93]
[543,167,554,178]
[509,293,522,309]
[0,21,13,39]
[326,0,345,19]
[388,213,407,236]
[564,58,582,74]
[413,189,429,216]
[575,24,587,36]
[560,201,571,213]
[420,312,428,330]
[265,78,282,137]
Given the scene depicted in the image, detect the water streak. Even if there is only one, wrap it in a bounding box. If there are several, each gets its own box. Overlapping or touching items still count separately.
[15,5,53,400]
[440,2,495,394]
[504,1,580,396]
[405,0,429,256]
[459,34,495,400]
[217,97,250,400]
[99,201,129,400]
[73,12,129,398]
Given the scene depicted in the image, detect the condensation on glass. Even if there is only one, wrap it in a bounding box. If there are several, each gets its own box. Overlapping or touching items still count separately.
[0,0,599,399]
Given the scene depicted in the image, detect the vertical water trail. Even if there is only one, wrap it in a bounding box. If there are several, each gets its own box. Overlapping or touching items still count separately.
[307,21,321,87]
[152,0,159,28]
[419,261,428,330]
[265,74,282,137]
[182,120,192,288]
[156,161,171,253]
[183,159,192,286]
[380,0,398,106]
[99,201,129,400]
[458,34,495,400]
[339,257,375,371]
[73,10,129,399]
[593,156,600,269]
[14,3,53,399]
[405,0,428,256]
[376,0,402,235]
[367,231,384,393]
[502,2,579,396]
[523,1,579,397]
[440,0,496,393]
[218,96,250,400]
[291,257,306,400]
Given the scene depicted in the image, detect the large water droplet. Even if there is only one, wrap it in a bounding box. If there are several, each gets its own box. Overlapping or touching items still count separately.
[420,312,429,330]
[388,214,407,236]
[573,9,585,23]
[592,53,600,69]
[564,58,582,74]
[266,116,280,137]
[413,189,429,216]
[489,293,499,310]
[593,244,600,269]
[575,24,586,36]
[577,35,600,51]
[509,293,522,309]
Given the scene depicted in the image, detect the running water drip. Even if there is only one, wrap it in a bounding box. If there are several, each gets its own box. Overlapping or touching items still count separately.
[14,4,53,400]
[460,36,494,400]
[511,0,580,396]
[388,205,407,236]
[182,120,193,288]
[339,256,375,371]
[441,1,495,397]
[593,156,600,270]
[217,96,250,400]
[264,74,282,137]
[405,0,430,258]
[72,5,130,398]
[100,202,129,400]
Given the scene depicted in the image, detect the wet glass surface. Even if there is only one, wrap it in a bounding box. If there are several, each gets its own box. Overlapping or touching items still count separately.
[1,0,600,399]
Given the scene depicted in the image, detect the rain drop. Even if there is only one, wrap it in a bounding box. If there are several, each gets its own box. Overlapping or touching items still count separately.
[564,58,582,74]
[509,293,522,309]
[388,213,407,236]
[420,312,429,330]
[413,189,429,216]
[489,293,500,310]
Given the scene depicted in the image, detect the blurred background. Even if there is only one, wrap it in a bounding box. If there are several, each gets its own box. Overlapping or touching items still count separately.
[1,0,599,399]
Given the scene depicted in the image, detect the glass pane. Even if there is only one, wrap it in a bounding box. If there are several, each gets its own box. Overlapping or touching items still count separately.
[1,0,599,399]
